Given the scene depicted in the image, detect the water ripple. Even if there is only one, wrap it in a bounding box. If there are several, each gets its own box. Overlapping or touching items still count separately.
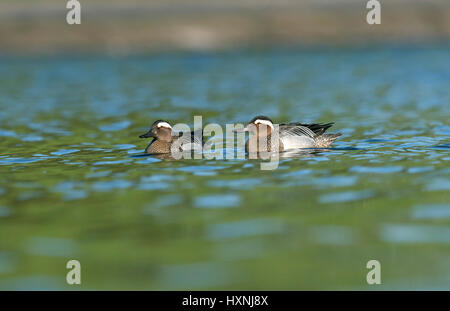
[92,180,133,191]
[99,120,131,132]
[93,159,132,165]
[195,194,241,208]
[319,190,374,203]
[0,157,43,165]
[26,237,77,257]
[412,204,450,219]
[50,149,80,156]
[381,224,450,244]
[349,166,403,174]
[0,206,11,217]
[426,178,450,191]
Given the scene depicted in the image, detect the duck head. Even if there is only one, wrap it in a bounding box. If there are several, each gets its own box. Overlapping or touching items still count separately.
[234,115,274,137]
[139,120,173,142]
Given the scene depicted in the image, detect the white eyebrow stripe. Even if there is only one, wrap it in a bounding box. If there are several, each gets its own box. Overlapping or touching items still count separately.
[157,122,172,129]
[254,119,274,129]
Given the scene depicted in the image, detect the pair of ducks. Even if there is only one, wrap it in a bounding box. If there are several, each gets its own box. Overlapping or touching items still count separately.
[139,116,341,154]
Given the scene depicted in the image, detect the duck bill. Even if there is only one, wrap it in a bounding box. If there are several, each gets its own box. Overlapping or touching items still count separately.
[139,131,155,138]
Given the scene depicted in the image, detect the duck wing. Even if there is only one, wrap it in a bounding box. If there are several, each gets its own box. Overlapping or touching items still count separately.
[280,122,334,137]
[173,129,204,150]
[279,124,316,139]
[277,124,315,149]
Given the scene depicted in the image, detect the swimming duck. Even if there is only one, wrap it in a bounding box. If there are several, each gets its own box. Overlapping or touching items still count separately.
[235,116,342,152]
[139,120,203,154]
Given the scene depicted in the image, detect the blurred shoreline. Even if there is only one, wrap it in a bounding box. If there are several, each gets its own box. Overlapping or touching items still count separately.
[1,0,450,55]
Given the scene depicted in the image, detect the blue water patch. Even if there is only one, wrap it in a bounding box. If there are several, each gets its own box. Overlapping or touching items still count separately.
[362,138,393,143]
[114,144,136,150]
[127,149,142,154]
[99,120,131,132]
[50,149,80,156]
[0,157,44,165]
[138,181,171,190]
[92,180,133,191]
[397,129,425,136]
[0,206,11,217]
[52,182,88,200]
[139,175,182,190]
[349,166,403,174]
[63,190,87,201]
[408,166,434,173]
[135,157,162,164]
[21,135,44,142]
[26,237,77,258]
[192,171,217,176]
[141,174,184,182]
[28,123,71,136]
[280,169,314,178]
[18,191,43,201]
[412,204,450,219]
[53,181,78,192]
[426,178,450,191]
[0,252,15,274]
[0,129,16,137]
[313,175,358,188]
[176,165,228,176]
[195,194,241,208]
[177,166,227,173]
[381,224,450,244]
[319,190,374,203]
[433,125,450,136]
[208,178,261,190]
[93,159,132,165]
[309,156,330,162]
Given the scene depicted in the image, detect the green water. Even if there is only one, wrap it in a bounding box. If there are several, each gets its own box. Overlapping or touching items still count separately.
[0,47,449,290]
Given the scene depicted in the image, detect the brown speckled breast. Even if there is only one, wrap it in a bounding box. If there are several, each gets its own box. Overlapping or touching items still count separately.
[146,139,171,154]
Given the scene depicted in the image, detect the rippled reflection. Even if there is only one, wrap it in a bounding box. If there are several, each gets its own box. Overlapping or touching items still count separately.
[0,47,449,290]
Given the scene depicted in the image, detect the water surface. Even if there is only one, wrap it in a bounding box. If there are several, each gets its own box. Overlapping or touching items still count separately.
[0,47,449,289]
